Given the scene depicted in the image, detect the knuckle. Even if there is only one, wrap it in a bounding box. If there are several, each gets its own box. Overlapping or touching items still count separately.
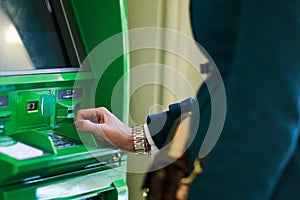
[99,107,108,112]
[77,109,83,115]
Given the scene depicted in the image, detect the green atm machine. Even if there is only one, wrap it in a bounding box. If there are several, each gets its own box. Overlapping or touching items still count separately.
[0,0,129,199]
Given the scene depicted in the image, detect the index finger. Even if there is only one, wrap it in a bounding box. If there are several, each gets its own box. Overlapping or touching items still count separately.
[76,108,99,122]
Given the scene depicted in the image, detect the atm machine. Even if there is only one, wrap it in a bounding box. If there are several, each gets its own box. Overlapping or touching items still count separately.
[0,0,129,199]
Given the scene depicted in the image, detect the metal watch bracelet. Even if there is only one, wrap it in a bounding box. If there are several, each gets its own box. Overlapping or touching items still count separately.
[132,125,151,155]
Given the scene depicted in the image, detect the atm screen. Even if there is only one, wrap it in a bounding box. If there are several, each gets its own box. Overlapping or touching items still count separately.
[0,0,82,76]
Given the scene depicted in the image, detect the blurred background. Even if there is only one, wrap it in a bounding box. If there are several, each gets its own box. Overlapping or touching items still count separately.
[126,0,205,199]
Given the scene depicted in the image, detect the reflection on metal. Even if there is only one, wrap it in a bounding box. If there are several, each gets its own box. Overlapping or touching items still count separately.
[36,166,127,200]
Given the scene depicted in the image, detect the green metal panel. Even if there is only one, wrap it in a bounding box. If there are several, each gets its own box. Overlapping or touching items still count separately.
[71,0,130,122]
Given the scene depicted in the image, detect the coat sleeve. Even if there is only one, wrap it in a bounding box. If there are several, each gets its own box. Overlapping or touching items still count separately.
[146,97,195,149]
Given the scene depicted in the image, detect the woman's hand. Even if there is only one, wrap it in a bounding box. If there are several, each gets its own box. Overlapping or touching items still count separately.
[74,107,134,152]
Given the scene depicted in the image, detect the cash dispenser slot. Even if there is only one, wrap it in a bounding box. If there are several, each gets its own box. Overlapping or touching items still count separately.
[56,89,82,124]
[56,101,76,123]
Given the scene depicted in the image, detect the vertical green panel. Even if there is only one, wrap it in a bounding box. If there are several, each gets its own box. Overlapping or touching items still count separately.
[70,0,129,121]
[71,0,125,52]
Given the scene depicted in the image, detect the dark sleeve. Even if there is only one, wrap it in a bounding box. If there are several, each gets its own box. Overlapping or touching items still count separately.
[147,97,194,149]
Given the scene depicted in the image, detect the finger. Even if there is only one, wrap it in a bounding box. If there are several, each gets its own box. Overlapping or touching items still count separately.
[75,120,111,144]
[76,108,99,122]
[95,107,111,123]
[75,119,103,135]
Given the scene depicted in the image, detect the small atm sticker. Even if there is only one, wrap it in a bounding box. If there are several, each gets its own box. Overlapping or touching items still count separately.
[0,96,8,107]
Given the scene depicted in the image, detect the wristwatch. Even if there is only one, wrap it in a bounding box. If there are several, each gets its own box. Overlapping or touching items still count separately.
[132,125,151,155]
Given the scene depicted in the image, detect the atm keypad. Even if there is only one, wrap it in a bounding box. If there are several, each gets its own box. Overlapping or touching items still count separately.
[47,132,77,149]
